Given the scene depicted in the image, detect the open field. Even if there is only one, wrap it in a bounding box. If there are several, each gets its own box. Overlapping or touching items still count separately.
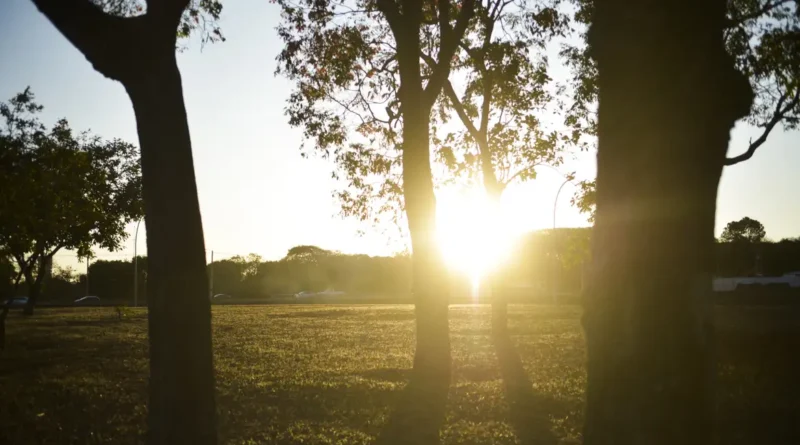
[1,305,798,445]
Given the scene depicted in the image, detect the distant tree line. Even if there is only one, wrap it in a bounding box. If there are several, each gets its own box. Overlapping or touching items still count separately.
[4,220,797,305]
[4,222,797,304]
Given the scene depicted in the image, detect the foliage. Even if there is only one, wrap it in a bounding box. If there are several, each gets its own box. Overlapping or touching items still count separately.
[0,89,143,300]
[563,0,800,212]
[275,0,478,234]
[720,217,767,243]
[92,0,226,46]
[276,0,575,235]
[569,178,595,222]
[433,0,570,198]
[2,305,796,444]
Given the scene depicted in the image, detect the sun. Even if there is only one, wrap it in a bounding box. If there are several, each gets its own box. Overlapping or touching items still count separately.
[436,187,518,293]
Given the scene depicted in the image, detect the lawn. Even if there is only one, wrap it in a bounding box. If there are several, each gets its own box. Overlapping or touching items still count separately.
[1,305,798,445]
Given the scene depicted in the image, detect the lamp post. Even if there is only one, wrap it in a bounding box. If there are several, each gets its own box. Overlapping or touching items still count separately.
[552,177,574,304]
[133,219,142,307]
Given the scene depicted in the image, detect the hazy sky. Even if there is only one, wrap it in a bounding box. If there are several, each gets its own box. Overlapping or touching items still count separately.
[1,0,798,270]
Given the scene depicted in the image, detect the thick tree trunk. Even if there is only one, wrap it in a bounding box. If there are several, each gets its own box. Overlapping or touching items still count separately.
[402,103,451,383]
[125,51,217,445]
[582,1,753,444]
[28,3,218,444]
[0,306,8,351]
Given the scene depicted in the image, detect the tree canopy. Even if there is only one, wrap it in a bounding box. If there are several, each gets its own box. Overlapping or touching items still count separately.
[276,0,574,234]
[0,88,142,310]
[429,0,568,198]
[565,0,799,220]
[720,216,767,243]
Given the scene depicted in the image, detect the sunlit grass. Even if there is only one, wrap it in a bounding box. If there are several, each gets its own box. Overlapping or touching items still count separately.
[1,305,798,444]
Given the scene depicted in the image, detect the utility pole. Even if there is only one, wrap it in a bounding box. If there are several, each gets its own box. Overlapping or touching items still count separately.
[85,256,90,297]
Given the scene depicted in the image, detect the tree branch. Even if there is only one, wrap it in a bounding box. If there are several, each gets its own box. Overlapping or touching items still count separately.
[421,51,484,142]
[147,0,191,32]
[444,81,482,142]
[30,0,147,82]
[478,21,494,135]
[505,163,542,185]
[423,0,476,107]
[725,92,798,166]
[375,0,403,31]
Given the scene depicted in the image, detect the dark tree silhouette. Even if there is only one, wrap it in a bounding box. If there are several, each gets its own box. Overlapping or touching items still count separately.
[29,1,223,444]
[0,89,143,315]
[582,0,753,443]
[566,0,799,220]
[276,0,476,383]
[720,216,767,243]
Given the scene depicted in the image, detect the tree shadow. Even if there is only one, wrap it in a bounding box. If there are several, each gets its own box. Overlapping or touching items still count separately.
[375,370,450,445]
[493,327,560,445]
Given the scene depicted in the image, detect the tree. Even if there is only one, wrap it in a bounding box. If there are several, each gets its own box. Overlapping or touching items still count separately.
[283,245,335,263]
[276,0,476,382]
[0,89,142,315]
[581,0,753,444]
[719,217,767,275]
[565,0,799,220]
[423,0,568,332]
[29,1,224,443]
[720,216,767,243]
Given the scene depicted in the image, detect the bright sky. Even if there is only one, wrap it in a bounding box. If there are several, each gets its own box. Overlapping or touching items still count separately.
[1,0,798,272]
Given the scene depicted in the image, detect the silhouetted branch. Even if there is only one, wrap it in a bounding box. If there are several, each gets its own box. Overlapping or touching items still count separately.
[505,163,542,184]
[444,80,482,139]
[375,0,402,30]
[423,0,476,107]
[30,0,148,82]
[147,0,190,27]
[422,50,488,151]
[725,92,798,166]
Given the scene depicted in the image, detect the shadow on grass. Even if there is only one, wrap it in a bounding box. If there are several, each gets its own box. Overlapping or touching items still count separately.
[493,327,559,445]
[716,327,800,445]
[375,372,449,445]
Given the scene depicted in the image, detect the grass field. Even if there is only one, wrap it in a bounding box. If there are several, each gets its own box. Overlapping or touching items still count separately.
[1,304,798,445]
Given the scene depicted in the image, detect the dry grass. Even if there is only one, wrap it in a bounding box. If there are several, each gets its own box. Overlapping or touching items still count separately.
[0,304,797,444]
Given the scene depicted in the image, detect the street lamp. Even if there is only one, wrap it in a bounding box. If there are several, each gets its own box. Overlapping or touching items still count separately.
[133,218,143,307]
[551,177,575,304]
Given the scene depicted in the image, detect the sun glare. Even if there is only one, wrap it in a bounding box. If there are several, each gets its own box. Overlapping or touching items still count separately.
[436,188,518,297]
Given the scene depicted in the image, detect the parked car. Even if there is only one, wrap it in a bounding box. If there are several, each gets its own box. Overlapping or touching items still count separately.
[3,297,28,308]
[74,296,100,305]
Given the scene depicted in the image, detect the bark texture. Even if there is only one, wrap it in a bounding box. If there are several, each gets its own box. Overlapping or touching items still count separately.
[582,1,753,444]
[31,2,218,444]
[402,91,452,383]
[381,0,475,384]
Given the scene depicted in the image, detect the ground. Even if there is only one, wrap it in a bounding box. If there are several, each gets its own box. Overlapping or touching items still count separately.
[1,304,798,445]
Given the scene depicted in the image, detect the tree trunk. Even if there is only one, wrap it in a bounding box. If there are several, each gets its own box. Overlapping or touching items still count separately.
[22,268,43,316]
[401,100,451,383]
[125,50,217,445]
[582,1,753,444]
[483,185,507,335]
[0,306,8,351]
